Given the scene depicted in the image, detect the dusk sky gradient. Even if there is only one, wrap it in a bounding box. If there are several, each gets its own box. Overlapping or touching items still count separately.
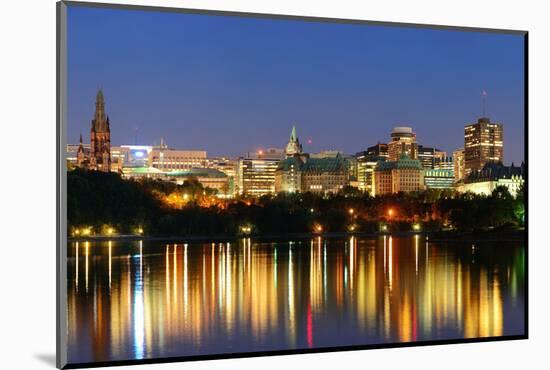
[67,5,525,163]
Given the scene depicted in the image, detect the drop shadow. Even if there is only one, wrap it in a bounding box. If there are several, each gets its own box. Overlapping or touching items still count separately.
[34,353,56,367]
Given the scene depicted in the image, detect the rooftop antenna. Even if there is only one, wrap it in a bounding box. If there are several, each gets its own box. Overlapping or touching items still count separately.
[481,90,488,117]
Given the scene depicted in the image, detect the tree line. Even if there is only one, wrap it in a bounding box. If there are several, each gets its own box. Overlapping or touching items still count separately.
[67,169,525,236]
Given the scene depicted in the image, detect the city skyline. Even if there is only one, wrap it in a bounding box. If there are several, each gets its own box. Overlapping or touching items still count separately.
[68,6,525,163]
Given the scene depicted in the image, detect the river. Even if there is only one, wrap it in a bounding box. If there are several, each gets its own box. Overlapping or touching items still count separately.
[66,235,525,364]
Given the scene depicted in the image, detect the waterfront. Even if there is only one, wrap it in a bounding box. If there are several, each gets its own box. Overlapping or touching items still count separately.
[67,236,525,364]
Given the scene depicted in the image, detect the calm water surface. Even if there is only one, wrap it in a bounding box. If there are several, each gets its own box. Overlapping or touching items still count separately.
[66,236,525,364]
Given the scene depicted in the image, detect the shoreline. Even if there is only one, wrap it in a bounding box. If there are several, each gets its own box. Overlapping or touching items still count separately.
[68,229,525,243]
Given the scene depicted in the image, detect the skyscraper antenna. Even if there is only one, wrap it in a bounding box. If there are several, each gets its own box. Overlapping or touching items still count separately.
[481,90,488,117]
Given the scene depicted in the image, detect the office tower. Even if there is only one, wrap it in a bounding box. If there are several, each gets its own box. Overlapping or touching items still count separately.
[464,117,503,175]
[388,126,418,161]
[366,143,389,158]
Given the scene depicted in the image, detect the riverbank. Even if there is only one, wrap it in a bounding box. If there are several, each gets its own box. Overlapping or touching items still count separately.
[67,228,525,243]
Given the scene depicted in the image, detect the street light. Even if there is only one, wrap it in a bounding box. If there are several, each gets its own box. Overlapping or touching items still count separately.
[348,208,354,215]
[387,208,394,217]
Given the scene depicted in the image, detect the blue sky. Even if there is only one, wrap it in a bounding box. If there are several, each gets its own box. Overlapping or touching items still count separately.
[67,5,525,163]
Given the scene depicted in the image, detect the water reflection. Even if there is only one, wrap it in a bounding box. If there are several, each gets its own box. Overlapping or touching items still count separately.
[67,236,525,364]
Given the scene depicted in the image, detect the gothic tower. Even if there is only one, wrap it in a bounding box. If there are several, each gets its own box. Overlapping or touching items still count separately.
[285,125,303,157]
[89,89,111,172]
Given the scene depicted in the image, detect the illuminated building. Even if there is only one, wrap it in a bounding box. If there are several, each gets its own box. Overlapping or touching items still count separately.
[149,140,207,171]
[424,169,454,189]
[166,168,230,194]
[239,156,280,196]
[464,117,503,175]
[388,127,418,161]
[69,143,125,172]
[75,89,112,172]
[311,150,357,181]
[275,154,349,194]
[120,145,152,168]
[435,156,453,171]
[285,126,303,157]
[374,154,425,195]
[205,157,239,196]
[300,154,349,194]
[274,156,302,193]
[456,162,525,197]
[355,152,386,194]
[417,145,448,169]
[453,148,466,182]
[121,166,166,180]
[109,146,129,172]
[276,126,349,194]
[366,143,389,158]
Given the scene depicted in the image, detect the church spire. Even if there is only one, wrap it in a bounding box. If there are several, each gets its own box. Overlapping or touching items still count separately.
[93,89,107,132]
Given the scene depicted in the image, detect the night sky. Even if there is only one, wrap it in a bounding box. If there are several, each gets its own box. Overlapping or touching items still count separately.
[67,5,525,164]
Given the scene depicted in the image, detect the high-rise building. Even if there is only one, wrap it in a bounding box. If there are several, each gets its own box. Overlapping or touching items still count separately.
[464,117,503,175]
[388,127,418,161]
[374,154,425,195]
[453,148,465,182]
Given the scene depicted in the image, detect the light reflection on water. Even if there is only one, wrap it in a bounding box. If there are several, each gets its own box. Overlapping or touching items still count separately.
[67,236,525,364]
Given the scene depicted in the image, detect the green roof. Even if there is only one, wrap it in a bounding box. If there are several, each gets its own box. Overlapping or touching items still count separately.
[376,154,423,171]
[122,166,164,174]
[277,155,347,172]
[166,167,227,178]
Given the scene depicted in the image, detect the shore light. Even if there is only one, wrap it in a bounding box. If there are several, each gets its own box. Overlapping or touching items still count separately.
[348,208,354,215]
[240,225,252,234]
[413,223,421,231]
[388,208,394,217]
